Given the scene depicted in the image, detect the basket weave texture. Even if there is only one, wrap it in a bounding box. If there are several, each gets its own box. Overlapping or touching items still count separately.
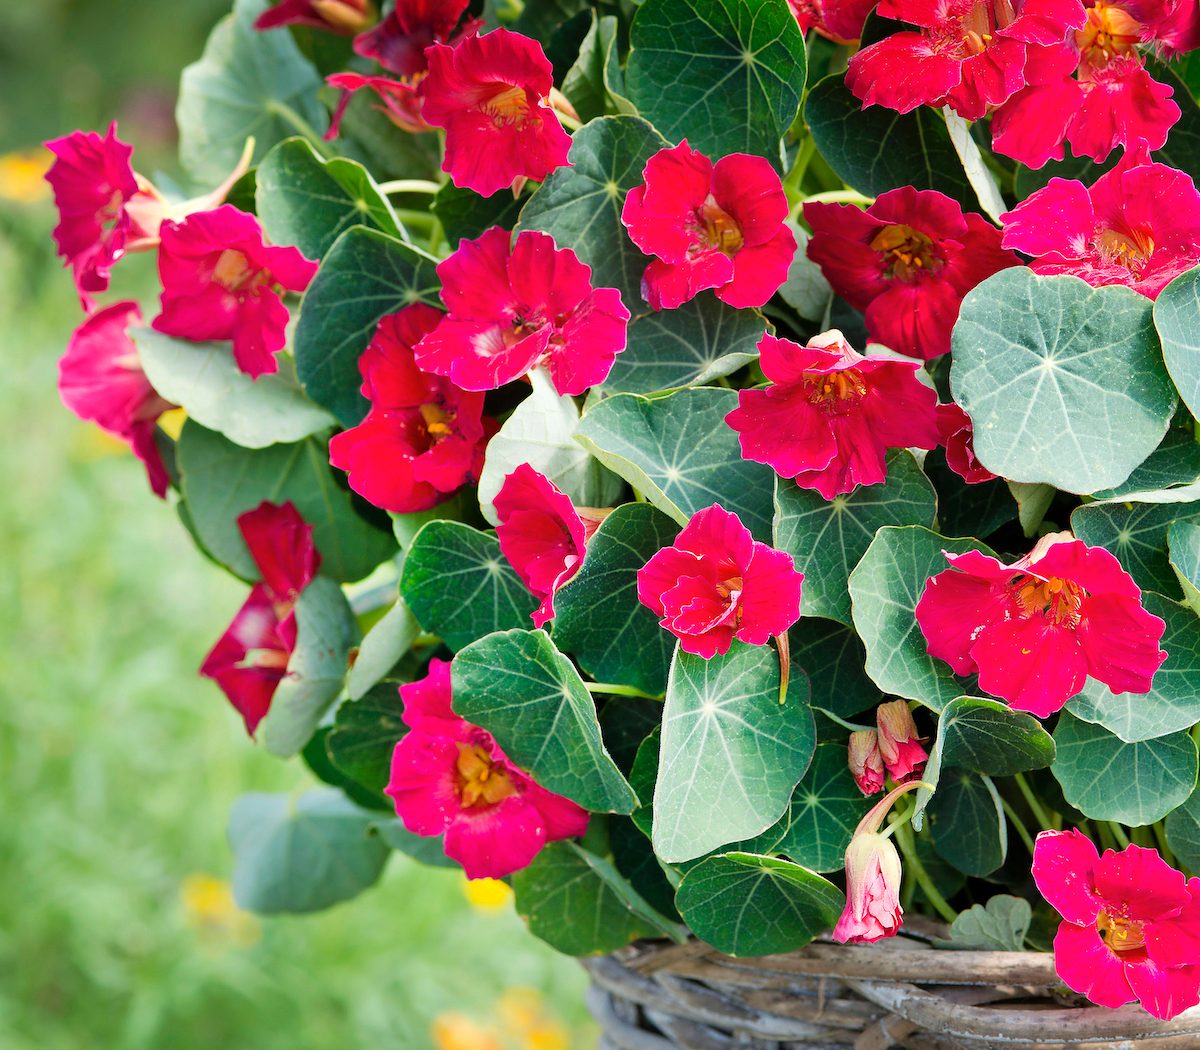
[584,926,1200,1050]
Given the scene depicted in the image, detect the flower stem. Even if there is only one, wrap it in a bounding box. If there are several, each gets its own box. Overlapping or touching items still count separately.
[1001,798,1037,855]
[377,179,442,195]
[893,819,957,924]
[1013,772,1054,833]
[783,136,817,206]
[268,100,336,160]
[583,682,663,701]
[1107,822,1131,848]
[800,189,875,207]
[1153,823,1180,869]
[812,706,874,733]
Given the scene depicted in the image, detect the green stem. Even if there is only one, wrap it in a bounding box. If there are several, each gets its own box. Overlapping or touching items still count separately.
[1096,821,1119,853]
[893,820,957,924]
[783,136,817,206]
[268,100,336,160]
[391,208,438,233]
[1013,773,1054,833]
[377,179,442,195]
[812,706,874,734]
[584,682,663,701]
[1107,822,1131,849]
[800,189,875,207]
[1001,799,1036,855]
[1153,823,1180,869]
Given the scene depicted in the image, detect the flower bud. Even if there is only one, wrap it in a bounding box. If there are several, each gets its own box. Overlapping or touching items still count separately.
[832,830,903,943]
[876,699,928,782]
[848,730,885,795]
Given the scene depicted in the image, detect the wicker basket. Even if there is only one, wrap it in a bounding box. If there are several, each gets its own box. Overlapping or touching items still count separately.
[583,923,1200,1049]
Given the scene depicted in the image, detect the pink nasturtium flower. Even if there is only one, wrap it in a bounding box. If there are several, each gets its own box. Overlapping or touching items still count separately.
[1034,830,1200,1019]
[788,0,877,43]
[200,502,321,736]
[803,188,1019,361]
[153,205,319,379]
[494,464,609,628]
[876,700,929,783]
[637,504,804,659]
[620,141,795,310]
[413,227,630,395]
[420,28,573,197]
[254,0,374,33]
[833,781,928,943]
[937,402,997,484]
[848,730,886,795]
[386,659,590,879]
[57,300,175,498]
[725,331,940,500]
[328,304,494,513]
[916,533,1168,717]
[1000,149,1200,299]
[845,0,1086,120]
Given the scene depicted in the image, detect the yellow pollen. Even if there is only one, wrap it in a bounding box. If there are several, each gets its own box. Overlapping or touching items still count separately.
[871,224,942,281]
[1094,226,1155,273]
[455,743,517,808]
[1097,910,1147,954]
[697,195,744,255]
[211,249,270,295]
[1012,574,1085,626]
[482,83,532,126]
[419,401,454,439]
[1077,1,1142,64]
[805,368,868,408]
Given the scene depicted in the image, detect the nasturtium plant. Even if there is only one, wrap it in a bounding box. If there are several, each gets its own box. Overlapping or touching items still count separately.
[45,0,1200,1023]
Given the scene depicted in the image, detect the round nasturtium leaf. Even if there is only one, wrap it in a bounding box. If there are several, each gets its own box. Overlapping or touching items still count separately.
[951,269,1175,494]
[1155,265,1200,418]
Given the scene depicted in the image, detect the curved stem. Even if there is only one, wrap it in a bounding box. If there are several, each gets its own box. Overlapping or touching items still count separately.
[812,707,874,734]
[1013,772,1054,833]
[584,682,663,701]
[1002,798,1037,855]
[268,100,336,159]
[893,820,958,924]
[1107,822,1131,849]
[378,179,442,195]
[783,136,817,206]
[801,189,875,207]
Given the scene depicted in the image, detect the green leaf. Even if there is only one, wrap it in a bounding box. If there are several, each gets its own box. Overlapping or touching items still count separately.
[674,853,844,957]
[774,451,937,626]
[257,576,359,757]
[626,0,805,168]
[848,526,992,711]
[302,726,388,811]
[255,137,400,260]
[431,182,526,246]
[177,0,328,186]
[512,841,686,955]
[1092,425,1200,500]
[229,789,390,914]
[774,743,873,873]
[924,448,1016,539]
[1071,500,1200,597]
[951,269,1175,493]
[791,618,884,718]
[602,293,768,395]
[927,772,1007,877]
[1008,481,1056,538]
[133,327,335,450]
[1067,593,1200,742]
[1155,266,1200,419]
[1170,521,1200,615]
[399,521,536,651]
[452,629,638,813]
[368,818,456,868]
[517,115,668,308]
[805,73,975,207]
[326,682,407,799]
[779,222,833,322]
[177,421,396,583]
[476,370,623,525]
[937,895,1031,951]
[1052,711,1197,826]
[654,640,815,863]
[293,227,440,426]
[1166,783,1200,871]
[345,596,420,700]
[553,503,680,696]
[562,13,627,122]
[576,387,776,542]
[943,108,1006,223]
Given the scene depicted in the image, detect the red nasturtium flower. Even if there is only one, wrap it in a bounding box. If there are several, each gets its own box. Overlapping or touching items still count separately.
[804,188,1019,361]
[620,141,795,310]
[328,305,493,513]
[916,533,1168,717]
[788,0,877,42]
[421,28,573,197]
[876,700,929,783]
[153,205,319,379]
[200,502,321,735]
[937,402,997,484]
[725,331,940,500]
[1034,830,1200,1019]
[386,659,590,879]
[495,464,608,628]
[637,505,804,659]
[57,301,174,498]
[254,0,374,33]
[1000,149,1200,299]
[413,227,630,395]
[845,0,1086,120]
[848,730,886,795]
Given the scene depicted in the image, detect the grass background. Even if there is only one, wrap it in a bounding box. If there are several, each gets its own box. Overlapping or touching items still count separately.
[0,3,591,1047]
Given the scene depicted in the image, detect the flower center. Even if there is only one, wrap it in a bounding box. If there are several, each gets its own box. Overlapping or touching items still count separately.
[212,249,270,297]
[1093,226,1155,273]
[1011,575,1085,626]
[1097,909,1147,954]
[871,224,942,281]
[1077,1,1142,66]
[419,401,455,441]
[482,83,533,127]
[804,369,868,409]
[455,743,517,809]
[696,195,744,255]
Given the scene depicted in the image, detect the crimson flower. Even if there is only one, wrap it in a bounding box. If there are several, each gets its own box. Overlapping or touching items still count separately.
[153,205,318,378]
[1034,830,1200,1019]
[326,72,431,135]
[386,659,590,879]
[57,301,174,498]
[620,141,795,310]
[845,0,1085,120]
[916,533,1168,717]
[328,304,494,513]
[1000,149,1200,299]
[848,730,886,795]
[804,188,1019,361]
[353,0,469,73]
[937,402,997,484]
[421,28,573,197]
[788,0,876,42]
[413,227,629,395]
[637,505,803,659]
[200,502,321,735]
[254,0,374,33]
[876,700,929,783]
[725,331,940,500]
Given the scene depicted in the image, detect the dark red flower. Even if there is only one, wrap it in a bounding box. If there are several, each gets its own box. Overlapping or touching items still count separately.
[788,0,877,42]
[328,304,493,513]
[937,402,997,484]
[254,0,374,34]
[804,188,1019,360]
[353,0,469,75]
[326,72,431,136]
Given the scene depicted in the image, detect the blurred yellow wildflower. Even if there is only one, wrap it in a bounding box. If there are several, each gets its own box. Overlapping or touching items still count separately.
[158,407,187,440]
[463,876,513,912]
[430,1013,503,1050]
[180,873,260,948]
[497,988,570,1050]
[0,149,50,204]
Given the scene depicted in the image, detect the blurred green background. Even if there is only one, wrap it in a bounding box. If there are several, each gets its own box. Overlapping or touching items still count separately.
[0,3,591,1048]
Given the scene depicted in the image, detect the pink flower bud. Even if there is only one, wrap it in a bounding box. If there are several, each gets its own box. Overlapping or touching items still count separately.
[876,700,928,783]
[833,830,903,944]
[848,730,885,795]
